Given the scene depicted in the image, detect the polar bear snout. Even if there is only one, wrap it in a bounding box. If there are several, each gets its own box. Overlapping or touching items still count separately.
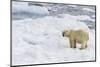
[62,32,65,37]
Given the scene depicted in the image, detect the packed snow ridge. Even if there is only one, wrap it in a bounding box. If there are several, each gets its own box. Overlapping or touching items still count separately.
[12,13,95,65]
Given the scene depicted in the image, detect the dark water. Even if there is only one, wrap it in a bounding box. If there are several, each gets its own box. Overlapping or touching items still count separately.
[12,2,96,29]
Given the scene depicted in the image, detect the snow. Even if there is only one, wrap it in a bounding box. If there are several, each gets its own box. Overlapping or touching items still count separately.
[12,2,49,15]
[82,8,95,12]
[12,14,95,65]
[75,15,95,22]
[67,5,78,7]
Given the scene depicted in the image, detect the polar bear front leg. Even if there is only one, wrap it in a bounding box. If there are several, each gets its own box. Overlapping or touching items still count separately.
[73,40,76,48]
[70,39,75,48]
[70,39,72,48]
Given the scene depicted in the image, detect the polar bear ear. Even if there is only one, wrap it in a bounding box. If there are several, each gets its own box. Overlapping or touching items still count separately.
[65,30,70,33]
[63,29,68,32]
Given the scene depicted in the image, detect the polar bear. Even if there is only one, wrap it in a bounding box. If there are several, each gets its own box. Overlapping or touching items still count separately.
[62,29,89,50]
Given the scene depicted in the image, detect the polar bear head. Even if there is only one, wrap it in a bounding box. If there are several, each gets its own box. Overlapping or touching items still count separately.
[62,30,70,37]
